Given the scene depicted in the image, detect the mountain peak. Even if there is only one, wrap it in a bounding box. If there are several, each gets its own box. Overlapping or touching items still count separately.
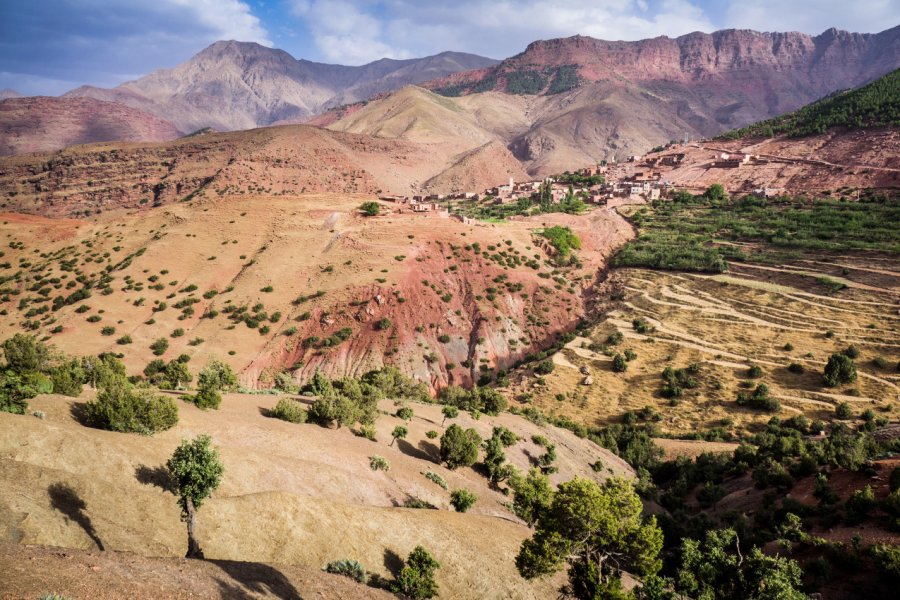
[0,88,23,100]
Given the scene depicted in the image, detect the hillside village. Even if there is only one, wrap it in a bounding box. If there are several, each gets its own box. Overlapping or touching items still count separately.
[375,141,812,219]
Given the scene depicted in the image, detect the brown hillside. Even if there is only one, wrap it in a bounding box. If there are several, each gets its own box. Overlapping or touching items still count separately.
[0,194,631,390]
[0,392,631,599]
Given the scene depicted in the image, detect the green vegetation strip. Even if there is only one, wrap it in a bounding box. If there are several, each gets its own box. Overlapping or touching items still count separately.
[613,190,900,273]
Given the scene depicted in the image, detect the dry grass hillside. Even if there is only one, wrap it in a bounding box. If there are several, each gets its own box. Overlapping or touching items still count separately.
[0,195,632,389]
[0,391,631,599]
[508,255,899,436]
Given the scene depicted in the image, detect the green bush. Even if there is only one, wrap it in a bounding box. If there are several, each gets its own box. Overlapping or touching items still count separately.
[191,388,222,410]
[534,360,554,375]
[393,546,440,600]
[450,488,477,512]
[150,338,169,356]
[369,455,390,471]
[271,398,308,423]
[324,559,367,583]
[440,424,481,469]
[83,384,178,435]
[0,372,36,414]
[359,201,380,216]
[612,354,628,373]
[824,353,857,387]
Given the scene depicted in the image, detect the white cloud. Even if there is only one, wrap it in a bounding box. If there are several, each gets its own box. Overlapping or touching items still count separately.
[290,0,716,63]
[169,0,272,46]
[723,0,900,34]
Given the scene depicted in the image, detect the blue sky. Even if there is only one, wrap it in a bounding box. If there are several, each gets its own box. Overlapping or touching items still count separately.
[1,0,898,95]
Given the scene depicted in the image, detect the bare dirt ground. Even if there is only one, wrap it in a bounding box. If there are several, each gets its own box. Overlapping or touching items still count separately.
[0,390,630,599]
[508,255,899,437]
[0,541,396,600]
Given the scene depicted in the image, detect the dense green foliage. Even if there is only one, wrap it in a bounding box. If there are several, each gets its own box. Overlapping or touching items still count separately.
[614,191,900,272]
[516,477,663,597]
[539,226,582,263]
[359,201,380,216]
[0,334,84,414]
[722,68,900,139]
[324,559,367,583]
[83,381,178,435]
[271,398,308,423]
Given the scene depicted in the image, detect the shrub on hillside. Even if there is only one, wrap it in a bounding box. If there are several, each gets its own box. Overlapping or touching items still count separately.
[450,489,477,512]
[324,559,367,583]
[440,424,481,469]
[271,398,308,423]
[83,384,178,435]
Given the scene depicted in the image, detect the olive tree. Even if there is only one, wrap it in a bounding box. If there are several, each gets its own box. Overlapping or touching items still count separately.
[166,435,224,558]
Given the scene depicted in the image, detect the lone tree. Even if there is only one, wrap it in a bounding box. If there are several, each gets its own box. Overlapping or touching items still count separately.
[166,435,224,558]
[193,358,238,410]
[823,352,857,387]
[393,545,440,599]
[516,477,663,598]
[440,424,481,469]
[390,425,408,447]
[441,404,459,426]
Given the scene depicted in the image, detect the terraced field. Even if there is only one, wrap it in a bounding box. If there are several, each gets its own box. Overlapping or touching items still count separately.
[509,253,899,436]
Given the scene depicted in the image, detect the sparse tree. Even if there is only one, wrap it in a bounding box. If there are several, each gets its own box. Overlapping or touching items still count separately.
[441,404,458,426]
[393,546,440,600]
[391,425,408,447]
[450,489,477,513]
[166,435,224,559]
[823,352,857,387]
[440,424,480,469]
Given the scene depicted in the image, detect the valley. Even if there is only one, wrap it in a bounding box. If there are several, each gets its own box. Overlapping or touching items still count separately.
[1,13,899,600]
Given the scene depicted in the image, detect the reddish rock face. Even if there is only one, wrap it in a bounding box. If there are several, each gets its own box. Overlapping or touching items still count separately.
[0,96,182,156]
[425,27,900,127]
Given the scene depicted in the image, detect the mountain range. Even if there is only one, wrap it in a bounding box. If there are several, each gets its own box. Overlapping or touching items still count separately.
[1,26,899,165]
[63,41,498,132]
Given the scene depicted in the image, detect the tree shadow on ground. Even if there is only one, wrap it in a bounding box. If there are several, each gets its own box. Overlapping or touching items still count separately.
[397,439,434,462]
[134,464,175,494]
[383,548,404,578]
[418,440,440,461]
[68,402,89,426]
[47,482,104,551]
[210,560,303,600]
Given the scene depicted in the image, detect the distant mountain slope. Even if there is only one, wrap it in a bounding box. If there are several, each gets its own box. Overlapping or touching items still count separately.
[0,96,181,156]
[0,89,22,100]
[721,68,900,139]
[426,27,900,128]
[64,41,497,132]
[325,84,708,176]
[327,27,900,173]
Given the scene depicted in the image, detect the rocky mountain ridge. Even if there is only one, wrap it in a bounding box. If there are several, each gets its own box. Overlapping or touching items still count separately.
[64,41,498,132]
